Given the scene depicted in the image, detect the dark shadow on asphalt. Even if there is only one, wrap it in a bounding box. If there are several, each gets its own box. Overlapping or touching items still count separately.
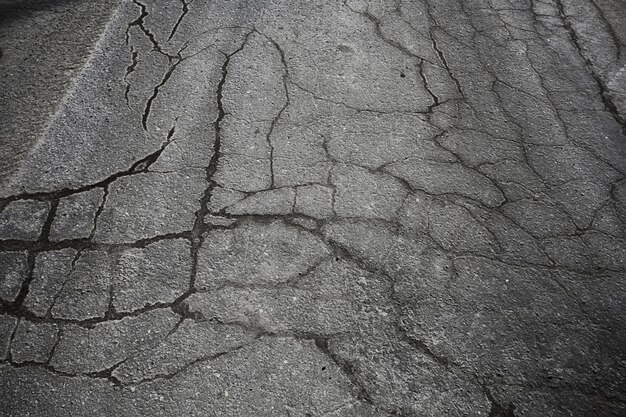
[0,0,80,26]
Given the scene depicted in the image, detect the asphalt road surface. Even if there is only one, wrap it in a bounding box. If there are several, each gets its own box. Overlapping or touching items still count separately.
[0,0,625,416]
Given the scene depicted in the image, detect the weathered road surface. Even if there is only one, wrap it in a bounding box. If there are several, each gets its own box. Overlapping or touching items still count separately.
[0,0,625,416]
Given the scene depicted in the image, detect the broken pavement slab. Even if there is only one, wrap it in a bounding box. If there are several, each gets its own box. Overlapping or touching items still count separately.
[195,220,331,290]
[0,200,50,241]
[49,309,180,375]
[10,320,59,364]
[49,189,105,242]
[0,251,29,304]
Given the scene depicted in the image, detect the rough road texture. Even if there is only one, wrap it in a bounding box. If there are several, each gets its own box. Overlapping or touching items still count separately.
[0,0,625,416]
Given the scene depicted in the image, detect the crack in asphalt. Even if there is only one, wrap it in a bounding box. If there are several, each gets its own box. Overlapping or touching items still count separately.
[260,32,291,189]
[123,47,138,109]
[168,0,193,42]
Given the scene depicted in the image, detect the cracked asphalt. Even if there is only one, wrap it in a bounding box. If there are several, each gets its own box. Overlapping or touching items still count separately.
[0,0,625,415]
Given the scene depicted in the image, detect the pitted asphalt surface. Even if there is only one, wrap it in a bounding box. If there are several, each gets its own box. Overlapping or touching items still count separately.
[0,0,625,416]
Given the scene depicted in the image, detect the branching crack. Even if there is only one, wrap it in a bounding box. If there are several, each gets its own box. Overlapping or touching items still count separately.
[313,337,375,406]
[168,0,193,42]
[260,32,291,189]
[128,0,160,52]
[123,47,139,110]
[142,55,183,131]
[186,29,255,302]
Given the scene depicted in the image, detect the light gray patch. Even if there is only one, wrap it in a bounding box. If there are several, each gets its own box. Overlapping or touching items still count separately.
[222,32,287,121]
[49,188,104,241]
[113,239,191,313]
[581,232,626,271]
[322,220,452,285]
[502,199,576,239]
[214,154,272,193]
[259,1,433,113]
[49,309,179,375]
[0,200,49,240]
[271,122,332,188]
[112,320,256,384]
[385,159,505,207]
[50,250,111,321]
[295,184,335,219]
[272,158,332,188]
[0,251,28,303]
[437,130,524,167]
[225,188,295,216]
[337,44,353,53]
[10,320,59,364]
[24,248,78,317]
[186,287,358,336]
[326,113,447,169]
[195,220,330,290]
[207,186,247,213]
[131,336,368,415]
[399,192,498,254]
[94,172,205,243]
[0,1,155,196]
[331,164,408,221]
[220,116,272,159]
[0,314,18,360]
[542,236,595,272]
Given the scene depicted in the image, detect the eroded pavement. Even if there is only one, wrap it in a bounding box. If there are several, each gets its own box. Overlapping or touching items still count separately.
[0,0,625,416]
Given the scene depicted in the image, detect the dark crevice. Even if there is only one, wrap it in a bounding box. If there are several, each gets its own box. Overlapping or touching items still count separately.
[123,47,138,109]
[127,0,160,52]
[6,200,58,311]
[313,337,375,406]
[183,30,255,318]
[5,317,20,363]
[44,249,82,319]
[3,302,181,330]
[347,4,434,65]
[345,4,438,113]
[0,120,181,209]
[89,187,108,240]
[142,56,183,131]
[132,342,251,385]
[167,0,193,42]
[45,326,63,367]
[260,32,291,189]
[0,230,192,254]
[430,34,466,100]
[485,387,517,417]
[418,58,441,115]
[397,328,450,367]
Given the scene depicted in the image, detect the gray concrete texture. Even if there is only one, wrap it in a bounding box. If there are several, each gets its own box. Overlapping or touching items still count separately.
[0,0,624,415]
